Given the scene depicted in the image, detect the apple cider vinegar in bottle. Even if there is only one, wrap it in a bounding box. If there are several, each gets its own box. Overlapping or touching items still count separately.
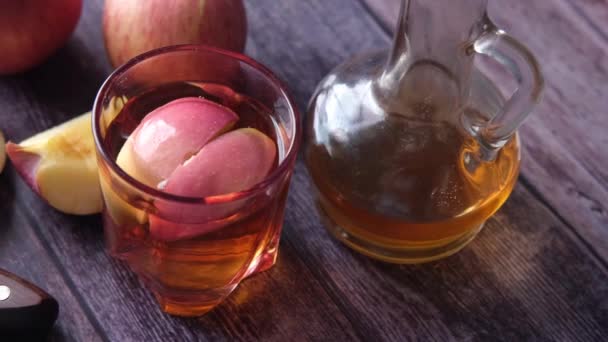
[305,0,543,263]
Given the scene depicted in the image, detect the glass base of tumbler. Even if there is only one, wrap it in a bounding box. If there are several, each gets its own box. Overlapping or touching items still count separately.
[153,285,237,317]
[250,244,279,275]
[245,228,281,278]
[317,202,484,264]
[150,242,279,317]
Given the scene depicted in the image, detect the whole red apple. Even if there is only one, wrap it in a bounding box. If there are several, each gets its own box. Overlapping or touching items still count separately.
[0,0,82,75]
[103,0,247,68]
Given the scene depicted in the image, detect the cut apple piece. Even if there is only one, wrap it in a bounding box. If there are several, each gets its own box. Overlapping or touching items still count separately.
[6,112,103,215]
[164,128,277,198]
[150,128,277,241]
[99,173,148,228]
[115,138,137,181]
[116,97,238,188]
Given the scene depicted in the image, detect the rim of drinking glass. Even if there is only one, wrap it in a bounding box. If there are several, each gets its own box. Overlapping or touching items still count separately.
[93,44,302,205]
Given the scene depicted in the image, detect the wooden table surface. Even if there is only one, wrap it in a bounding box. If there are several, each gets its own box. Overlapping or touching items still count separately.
[1,0,607,341]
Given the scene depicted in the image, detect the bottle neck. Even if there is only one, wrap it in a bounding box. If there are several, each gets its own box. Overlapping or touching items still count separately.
[376,0,488,111]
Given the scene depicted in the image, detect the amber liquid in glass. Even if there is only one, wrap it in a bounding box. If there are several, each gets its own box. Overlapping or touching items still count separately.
[101,82,286,315]
[306,100,520,262]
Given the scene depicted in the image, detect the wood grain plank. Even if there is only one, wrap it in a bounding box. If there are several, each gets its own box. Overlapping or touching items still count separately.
[0,172,104,342]
[12,179,359,341]
[361,0,608,262]
[559,0,608,45]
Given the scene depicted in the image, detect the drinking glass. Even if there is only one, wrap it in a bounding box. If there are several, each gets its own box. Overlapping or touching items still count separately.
[93,45,301,316]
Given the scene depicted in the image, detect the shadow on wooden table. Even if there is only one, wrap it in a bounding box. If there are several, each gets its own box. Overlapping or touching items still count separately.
[168,247,338,340]
[19,36,110,121]
[0,168,16,236]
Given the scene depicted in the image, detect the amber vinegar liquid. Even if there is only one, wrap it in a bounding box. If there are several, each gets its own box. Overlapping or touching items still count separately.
[101,82,286,315]
[306,99,520,263]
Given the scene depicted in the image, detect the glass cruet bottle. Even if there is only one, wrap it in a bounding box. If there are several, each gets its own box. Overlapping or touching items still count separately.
[305,0,543,263]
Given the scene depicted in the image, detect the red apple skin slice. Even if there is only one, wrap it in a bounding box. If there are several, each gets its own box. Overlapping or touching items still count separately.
[150,128,277,241]
[120,97,238,187]
[163,128,276,198]
[5,142,41,192]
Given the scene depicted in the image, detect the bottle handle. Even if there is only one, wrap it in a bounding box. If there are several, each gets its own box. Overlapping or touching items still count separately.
[473,20,544,150]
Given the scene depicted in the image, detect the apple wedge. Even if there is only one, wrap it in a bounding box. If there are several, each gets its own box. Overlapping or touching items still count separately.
[163,128,276,198]
[150,128,277,241]
[116,97,238,188]
[98,172,148,228]
[6,112,102,215]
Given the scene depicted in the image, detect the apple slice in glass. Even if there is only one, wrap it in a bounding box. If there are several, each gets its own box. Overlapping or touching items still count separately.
[116,97,238,188]
[150,128,277,241]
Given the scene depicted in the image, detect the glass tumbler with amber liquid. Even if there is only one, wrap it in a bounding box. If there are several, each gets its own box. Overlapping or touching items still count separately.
[93,45,301,316]
[305,0,544,263]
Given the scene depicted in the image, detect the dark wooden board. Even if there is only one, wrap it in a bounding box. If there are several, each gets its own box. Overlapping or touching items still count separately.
[0,172,103,341]
[0,0,606,341]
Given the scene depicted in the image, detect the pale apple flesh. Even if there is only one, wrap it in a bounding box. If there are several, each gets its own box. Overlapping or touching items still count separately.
[0,130,7,174]
[6,112,103,215]
[98,170,148,229]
